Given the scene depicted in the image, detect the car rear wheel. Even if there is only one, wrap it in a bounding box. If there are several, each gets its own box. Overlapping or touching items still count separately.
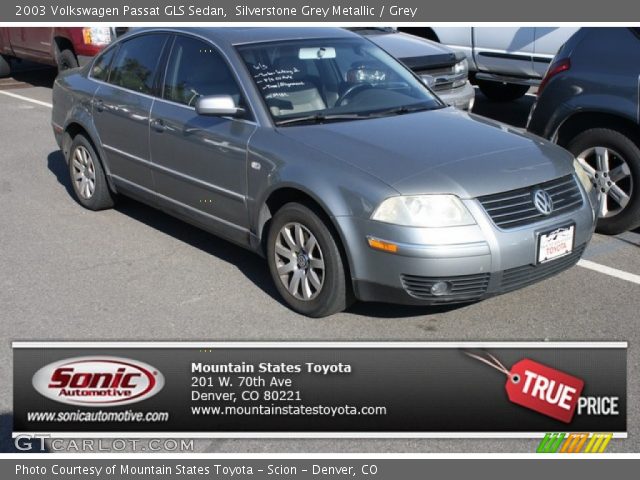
[68,134,115,210]
[267,203,352,317]
[0,55,11,77]
[476,80,529,102]
[568,128,640,234]
[57,49,79,72]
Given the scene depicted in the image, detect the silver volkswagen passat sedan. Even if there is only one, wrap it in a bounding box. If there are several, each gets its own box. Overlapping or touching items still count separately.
[51,28,598,317]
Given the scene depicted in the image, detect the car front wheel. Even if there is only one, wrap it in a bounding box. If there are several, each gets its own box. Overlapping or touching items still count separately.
[267,203,352,317]
[57,49,79,71]
[568,128,640,234]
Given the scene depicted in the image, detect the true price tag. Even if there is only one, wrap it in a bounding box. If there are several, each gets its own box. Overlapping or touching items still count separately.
[506,358,584,423]
[466,352,584,424]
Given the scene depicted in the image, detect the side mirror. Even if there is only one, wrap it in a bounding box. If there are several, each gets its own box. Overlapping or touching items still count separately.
[195,95,244,117]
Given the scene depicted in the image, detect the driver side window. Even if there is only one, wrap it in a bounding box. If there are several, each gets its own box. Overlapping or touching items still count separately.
[163,36,242,109]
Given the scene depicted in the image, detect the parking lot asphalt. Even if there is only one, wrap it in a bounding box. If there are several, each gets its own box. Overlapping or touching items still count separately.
[0,69,639,453]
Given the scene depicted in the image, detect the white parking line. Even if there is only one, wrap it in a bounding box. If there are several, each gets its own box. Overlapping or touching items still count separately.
[1,86,639,287]
[0,90,52,108]
[578,259,640,285]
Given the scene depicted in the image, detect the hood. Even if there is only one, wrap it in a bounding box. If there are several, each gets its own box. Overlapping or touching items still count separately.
[277,108,575,199]
[364,32,460,69]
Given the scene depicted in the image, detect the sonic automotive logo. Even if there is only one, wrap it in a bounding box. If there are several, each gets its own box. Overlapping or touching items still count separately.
[32,356,164,407]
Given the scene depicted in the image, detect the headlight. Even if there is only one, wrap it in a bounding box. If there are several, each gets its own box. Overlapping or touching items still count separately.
[82,27,113,47]
[454,58,468,75]
[452,59,468,88]
[371,195,476,228]
[573,159,594,194]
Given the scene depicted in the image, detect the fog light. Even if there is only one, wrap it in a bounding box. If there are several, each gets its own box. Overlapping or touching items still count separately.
[431,281,452,296]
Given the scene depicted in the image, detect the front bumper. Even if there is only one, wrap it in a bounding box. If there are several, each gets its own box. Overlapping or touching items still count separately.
[336,186,596,306]
[436,81,475,111]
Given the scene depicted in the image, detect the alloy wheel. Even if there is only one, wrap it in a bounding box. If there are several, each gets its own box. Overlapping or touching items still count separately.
[577,146,633,218]
[274,222,325,301]
[71,145,97,199]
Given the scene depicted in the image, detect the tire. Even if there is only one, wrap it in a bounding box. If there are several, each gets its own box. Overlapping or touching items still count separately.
[57,48,78,72]
[67,134,114,210]
[476,80,529,102]
[267,203,352,317]
[0,54,11,78]
[567,128,640,235]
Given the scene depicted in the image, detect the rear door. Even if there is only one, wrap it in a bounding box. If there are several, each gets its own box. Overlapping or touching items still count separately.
[91,33,169,192]
[149,34,256,238]
[473,27,536,78]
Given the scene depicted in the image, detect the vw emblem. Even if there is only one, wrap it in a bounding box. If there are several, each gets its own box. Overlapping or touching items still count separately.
[533,189,554,215]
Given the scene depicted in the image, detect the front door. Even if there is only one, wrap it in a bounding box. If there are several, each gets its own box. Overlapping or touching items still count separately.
[149,35,256,239]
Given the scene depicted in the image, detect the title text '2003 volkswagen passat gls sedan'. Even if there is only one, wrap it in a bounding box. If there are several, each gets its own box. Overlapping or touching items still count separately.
[51,28,597,317]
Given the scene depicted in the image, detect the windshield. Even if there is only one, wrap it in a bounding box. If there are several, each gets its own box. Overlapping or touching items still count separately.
[237,37,443,125]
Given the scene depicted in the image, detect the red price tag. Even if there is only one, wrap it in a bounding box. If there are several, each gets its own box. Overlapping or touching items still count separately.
[465,352,584,424]
[506,359,584,424]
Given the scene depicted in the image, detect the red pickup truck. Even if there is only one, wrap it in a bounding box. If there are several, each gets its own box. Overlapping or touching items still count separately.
[0,27,123,77]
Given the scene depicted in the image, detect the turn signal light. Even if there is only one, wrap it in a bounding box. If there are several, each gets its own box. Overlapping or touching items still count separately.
[367,238,399,253]
[82,28,94,45]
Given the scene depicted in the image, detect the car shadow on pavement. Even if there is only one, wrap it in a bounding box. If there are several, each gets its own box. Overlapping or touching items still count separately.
[346,300,469,318]
[0,413,49,453]
[48,150,481,319]
[47,150,76,197]
[471,91,536,129]
[46,150,285,307]
[3,64,56,89]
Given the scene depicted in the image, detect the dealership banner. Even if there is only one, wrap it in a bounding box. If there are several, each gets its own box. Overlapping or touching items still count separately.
[13,342,626,437]
[1,0,639,22]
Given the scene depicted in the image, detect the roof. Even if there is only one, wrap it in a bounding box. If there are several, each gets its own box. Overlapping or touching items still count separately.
[127,27,358,47]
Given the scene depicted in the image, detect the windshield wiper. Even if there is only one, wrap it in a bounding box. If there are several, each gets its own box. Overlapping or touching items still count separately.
[276,113,371,126]
[275,104,441,126]
[366,104,439,118]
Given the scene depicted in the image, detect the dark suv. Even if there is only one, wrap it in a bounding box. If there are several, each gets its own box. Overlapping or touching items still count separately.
[528,27,640,234]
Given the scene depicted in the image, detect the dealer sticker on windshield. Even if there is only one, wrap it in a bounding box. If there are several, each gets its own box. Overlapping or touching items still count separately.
[538,225,575,263]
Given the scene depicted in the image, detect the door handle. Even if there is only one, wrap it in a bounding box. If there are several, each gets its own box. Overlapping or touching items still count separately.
[151,118,166,133]
[93,99,104,113]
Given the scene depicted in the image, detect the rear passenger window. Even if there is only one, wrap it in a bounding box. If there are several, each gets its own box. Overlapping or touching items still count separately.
[163,36,243,108]
[91,46,117,82]
[109,34,167,94]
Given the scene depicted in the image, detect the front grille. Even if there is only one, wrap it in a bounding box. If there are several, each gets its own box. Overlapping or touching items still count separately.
[478,175,583,229]
[400,273,490,302]
[500,244,586,293]
[414,65,465,91]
